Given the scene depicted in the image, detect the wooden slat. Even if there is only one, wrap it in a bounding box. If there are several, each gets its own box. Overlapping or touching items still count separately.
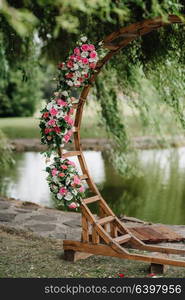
[73,127,79,133]
[81,212,89,243]
[92,226,100,244]
[79,174,88,180]
[82,195,100,205]
[62,151,81,158]
[97,216,115,225]
[113,234,131,244]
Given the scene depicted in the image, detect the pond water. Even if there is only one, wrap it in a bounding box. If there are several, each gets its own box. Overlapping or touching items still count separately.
[1,148,185,225]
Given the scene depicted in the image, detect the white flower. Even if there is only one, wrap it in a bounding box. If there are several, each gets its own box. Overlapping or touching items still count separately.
[64,192,73,201]
[81,36,87,42]
[81,51,88,58]
[89,58,96,63]
[66,177,70,185]
[72,189,78,196]
[62,91,68,96]
[73,64,79,70]
[66,80,74,86]
[57,193,62,200]
[47,102,53,110]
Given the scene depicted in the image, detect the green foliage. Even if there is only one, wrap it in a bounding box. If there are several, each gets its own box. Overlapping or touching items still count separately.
[0,129,12,168]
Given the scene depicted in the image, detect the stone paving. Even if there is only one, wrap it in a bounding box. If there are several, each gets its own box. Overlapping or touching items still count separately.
[1,196,185,247]
[0,197,82,240]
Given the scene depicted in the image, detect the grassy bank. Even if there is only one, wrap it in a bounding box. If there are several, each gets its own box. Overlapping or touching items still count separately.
[0,226,185,278]
[0,101,184,140]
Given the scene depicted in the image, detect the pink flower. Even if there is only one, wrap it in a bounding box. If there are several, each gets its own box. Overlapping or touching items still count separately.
[49,108,58,116]
[58,62,65,69]
[90,51,97,58]
[79,186,85,193]
[118,273,124,278]
[67,160,75,166]
[54,126,61,133]
[67,60,74,68]
[61,165,68,170]
[59,172,65,177]
[42,112,49,119]
[74,47,81,55]
[44,128,50,134]
[70,55,75,60]
[64,134,71,143]
[64,115,74,126]
[82,58,89,64]
[68,202,78,209]
[84,74,89,78]
[76,56,82,62]
[67,130,73,137]
[59,187,67,195]
[65,72,74,79]
[47,119,56,126]
[73,175,81,185]
[69,108,74,115]
[51,168,58,176]
[88,44,95,51]
[57,99,67,106]
[81,44,89,51]
[89,63,96,69]
[78,77,84,82]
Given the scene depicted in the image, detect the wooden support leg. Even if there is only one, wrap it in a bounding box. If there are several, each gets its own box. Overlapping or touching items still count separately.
[149,253,169,274]
[64,249,93,262]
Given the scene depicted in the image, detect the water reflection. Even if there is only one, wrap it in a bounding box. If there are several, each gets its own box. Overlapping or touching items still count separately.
[0,148,185,225]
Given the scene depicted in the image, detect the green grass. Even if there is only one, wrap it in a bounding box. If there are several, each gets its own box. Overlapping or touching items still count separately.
[0,226,185,278]
[0,101,184,140]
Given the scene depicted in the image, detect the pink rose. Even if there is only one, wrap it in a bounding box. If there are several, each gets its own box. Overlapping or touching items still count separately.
[68,202,78,209]
[81,44,89,51]
[67,130,73,137]
[68,108,74,115]
[59,172,65,177]
[89,63,96,69]
[64,134,70,143]
[90,51,97,58]
[44,128,50,134]
[82,58,89,64]
[61,165,68,170]
[54,126,61,133]
[57,99,67,106]
[58,62,65,69]
[59,187,67,195]
[51,168,58,176]
[64,115,74,126]
[73,175,81,185]
[67,60,74,68]
[84,74,89,78]
[88,44,95,51]
[47,119,56,126]
[49,108,58,116]
[42,112,49,119]
[70,55,75,60]
[76,56,82,62]
[67,160,75,166]
[74,47,81,56]
[79,186,85,193]
[65,72,74,79]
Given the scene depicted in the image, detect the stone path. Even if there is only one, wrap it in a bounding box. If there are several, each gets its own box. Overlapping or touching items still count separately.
[0,197,82,240]
[1,196,185,248]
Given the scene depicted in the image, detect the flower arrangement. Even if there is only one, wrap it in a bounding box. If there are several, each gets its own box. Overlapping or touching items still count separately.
[40,36,99,209]
[46,156,85,209]
[39,36,99,151]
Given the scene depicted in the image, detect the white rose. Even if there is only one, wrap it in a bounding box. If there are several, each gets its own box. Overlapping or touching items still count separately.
[47,102,53,110]
[81,51,88,58]
[64,192,73,201]
[67,80,73,86]
[57,193,62,200]
[66,177,70,185]
[81,36,87,42]
[73,64,79,70]
[72,189,78,196]
[62,91,68,96]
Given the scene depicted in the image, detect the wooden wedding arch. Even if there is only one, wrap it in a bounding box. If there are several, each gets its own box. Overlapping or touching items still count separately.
[63,15,185,267]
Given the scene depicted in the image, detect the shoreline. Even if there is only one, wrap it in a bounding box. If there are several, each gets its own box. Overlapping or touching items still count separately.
[9,135,185,152]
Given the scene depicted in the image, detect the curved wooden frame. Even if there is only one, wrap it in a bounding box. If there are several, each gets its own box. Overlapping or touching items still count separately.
[63,15,185,267]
